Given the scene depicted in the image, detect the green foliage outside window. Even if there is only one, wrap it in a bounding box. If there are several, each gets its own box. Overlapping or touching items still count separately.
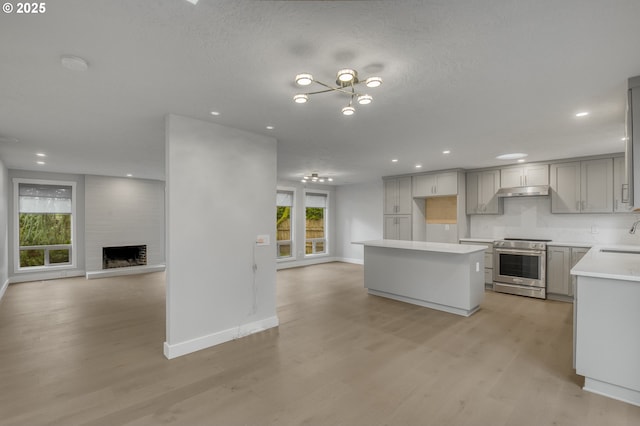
[305,207,323,220]
[276,206,290,227]
[19,213,71,267]
[20,213,71,245]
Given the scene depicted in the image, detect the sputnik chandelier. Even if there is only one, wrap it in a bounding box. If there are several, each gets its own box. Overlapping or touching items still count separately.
[301,173,333,183]
[293,69,382,116]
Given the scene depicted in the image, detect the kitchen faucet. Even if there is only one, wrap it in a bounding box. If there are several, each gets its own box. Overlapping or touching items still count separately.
[630,219,640,234]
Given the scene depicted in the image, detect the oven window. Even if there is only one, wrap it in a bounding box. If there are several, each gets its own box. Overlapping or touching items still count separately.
[498,253,540,279]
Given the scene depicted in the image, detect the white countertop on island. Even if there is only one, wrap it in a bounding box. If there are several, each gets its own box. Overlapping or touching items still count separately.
[571,245,640,282]
[355,239,486,254]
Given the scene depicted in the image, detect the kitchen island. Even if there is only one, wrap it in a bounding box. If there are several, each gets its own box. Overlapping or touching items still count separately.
[571,245,640,407]
[358,240,485,317]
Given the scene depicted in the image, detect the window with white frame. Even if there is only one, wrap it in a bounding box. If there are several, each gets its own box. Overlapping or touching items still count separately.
[15,180,75,270]
[305,192,327,255]
[276,190,294,259]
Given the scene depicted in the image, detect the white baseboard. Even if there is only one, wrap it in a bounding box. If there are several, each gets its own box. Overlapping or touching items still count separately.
[0,278,9,303]
[9,269,86,284]
[163,315,279,359]
[86,264,166,279]
[276,256,339,270]
[338,257,364,265]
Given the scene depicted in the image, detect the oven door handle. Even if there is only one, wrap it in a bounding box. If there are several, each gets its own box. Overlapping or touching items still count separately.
[495,248,545,256]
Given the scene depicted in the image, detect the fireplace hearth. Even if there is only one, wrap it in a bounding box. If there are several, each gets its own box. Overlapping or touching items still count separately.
[102,245,147,269]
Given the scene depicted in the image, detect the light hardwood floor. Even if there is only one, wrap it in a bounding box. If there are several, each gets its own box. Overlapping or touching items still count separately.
[1,262,639,425]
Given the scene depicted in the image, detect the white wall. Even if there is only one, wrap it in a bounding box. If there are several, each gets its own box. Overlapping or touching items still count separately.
[335,181,384,263]
[85,175,165,272]
[276,179,337,269]
[470,196,640,244]
[164,114,278,359]
[7,170,86,282]
[0,158,8,301]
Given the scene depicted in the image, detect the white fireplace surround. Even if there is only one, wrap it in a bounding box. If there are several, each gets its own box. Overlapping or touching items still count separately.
[84,175,165,279]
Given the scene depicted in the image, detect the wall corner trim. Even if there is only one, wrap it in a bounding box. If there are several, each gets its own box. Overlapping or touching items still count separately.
[0,279,9,303]
[163,315,279,359]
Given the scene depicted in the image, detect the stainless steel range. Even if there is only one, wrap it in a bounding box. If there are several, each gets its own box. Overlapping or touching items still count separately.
[493,238,550,299]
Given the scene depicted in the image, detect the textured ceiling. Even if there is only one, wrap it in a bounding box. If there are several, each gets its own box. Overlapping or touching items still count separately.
[1,0,640,184]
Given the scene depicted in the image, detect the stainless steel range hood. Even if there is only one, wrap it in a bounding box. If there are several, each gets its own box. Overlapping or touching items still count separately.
[496,185,550,198]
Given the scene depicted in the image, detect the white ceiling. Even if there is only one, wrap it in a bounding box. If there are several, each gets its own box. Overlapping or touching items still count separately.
[1,0,640,184]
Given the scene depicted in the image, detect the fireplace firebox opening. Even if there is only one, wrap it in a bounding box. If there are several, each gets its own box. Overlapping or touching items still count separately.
[102,245,147,269]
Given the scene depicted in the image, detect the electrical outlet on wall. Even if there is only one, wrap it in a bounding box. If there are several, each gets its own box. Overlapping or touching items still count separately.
[256,234,270,246]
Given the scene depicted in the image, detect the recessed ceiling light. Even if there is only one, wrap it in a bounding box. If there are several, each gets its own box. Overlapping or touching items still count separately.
[575,111,589,117]
[60,55,89,72]
[442,150,451,155]
[266,125,274,130]
[415,164,422,169]
[210,111,220,116]
[391,159,398,163]
[36,153,46,157]
[36,161,45,165]
[517,159,526,163]
[185,0,199,5]
[126,174,133,177]
[496,153,528,160]
[328,178,333,182]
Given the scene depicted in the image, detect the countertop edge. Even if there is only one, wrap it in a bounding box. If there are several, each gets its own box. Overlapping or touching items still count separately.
[571,245,640,283]
[354,239,486,254]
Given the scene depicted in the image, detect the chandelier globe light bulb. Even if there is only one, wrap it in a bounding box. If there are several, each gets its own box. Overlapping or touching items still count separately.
[295,73,313,86]
[365,77,382,88]
[337,69,357,83]
[342,106,355,116]
[358,95,373,105]
[293,94,309,104]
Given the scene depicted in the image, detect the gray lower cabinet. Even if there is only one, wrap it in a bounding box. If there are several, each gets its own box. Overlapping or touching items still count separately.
[547,245,590,301]
[459,239,493,288]
[384,215,412,240]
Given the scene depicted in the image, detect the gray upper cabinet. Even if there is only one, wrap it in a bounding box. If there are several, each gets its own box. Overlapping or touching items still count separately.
[581,159,614,213]
[384,177,412,214]
[550,159,613,213]
[613,156,632,212]
[466,170,502,214]
[500,164,549,187]
[413,172,458,197]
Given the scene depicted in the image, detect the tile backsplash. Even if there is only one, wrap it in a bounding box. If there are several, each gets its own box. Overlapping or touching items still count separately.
[470,196,640,245]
